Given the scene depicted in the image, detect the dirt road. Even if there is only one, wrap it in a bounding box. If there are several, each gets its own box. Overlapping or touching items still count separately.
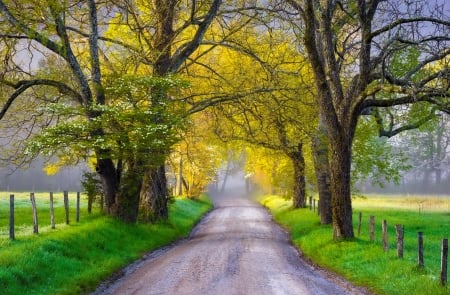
[93,196,366,295]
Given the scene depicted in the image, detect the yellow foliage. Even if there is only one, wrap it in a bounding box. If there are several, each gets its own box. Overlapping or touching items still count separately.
[43,163,61,176]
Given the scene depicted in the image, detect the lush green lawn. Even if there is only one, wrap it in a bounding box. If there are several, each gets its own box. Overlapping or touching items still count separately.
[0,193,212,295]
[261,194,450,295]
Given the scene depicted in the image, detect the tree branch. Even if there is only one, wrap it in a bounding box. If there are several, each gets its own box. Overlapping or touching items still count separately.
[187,87,295,114]
[370,17,450,40]
[0,79,82,120]
[169,0,222,73]
[0,1,64,55]
[373,106,438,138]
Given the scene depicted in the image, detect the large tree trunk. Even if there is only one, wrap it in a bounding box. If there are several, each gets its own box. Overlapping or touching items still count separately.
[329,133,354,239]
[312,115,332,224]
[115,165,143,223]
[290,143,306,209]
[95,157,117,214]
[140,165,169,222]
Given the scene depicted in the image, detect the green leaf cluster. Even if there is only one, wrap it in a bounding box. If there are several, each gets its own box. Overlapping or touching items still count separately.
[352,118,412,187]
[26,75,189,165]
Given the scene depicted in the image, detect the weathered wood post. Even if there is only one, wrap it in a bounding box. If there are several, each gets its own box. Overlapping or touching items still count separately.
[50,192,55,229]
[442,238,448,286]
[9,194,14,240]
[30,192,39,234]
[396,224,404,258]
[76,192,80,222]
[382,220,388,252]
[418,232,424,268]
[357,212,362,237]
[64,191,69,225]
[369,216,375,242]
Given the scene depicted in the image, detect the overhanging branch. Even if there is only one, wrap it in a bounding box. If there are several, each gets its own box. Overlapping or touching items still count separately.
[0,79,82,120]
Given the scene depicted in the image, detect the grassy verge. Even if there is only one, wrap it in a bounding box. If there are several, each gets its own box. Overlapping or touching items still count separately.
[261,195,450,295]
[0,194,212,295]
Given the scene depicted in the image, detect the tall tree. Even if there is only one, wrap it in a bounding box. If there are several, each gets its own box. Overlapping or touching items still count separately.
[0,0,120,214]
[0,1,185,222]
[110,0,223,220]
[285,0,450,238]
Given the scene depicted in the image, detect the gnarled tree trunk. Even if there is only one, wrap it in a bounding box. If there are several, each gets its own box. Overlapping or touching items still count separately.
[140,165,169,222]
[115,164,143,223]
[95,157,118,214]
[329,132,354,239]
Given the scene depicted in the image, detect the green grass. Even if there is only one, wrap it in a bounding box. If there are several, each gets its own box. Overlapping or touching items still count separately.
[0,192,85,239]
[261,194,450,295]
[0,193,212,295]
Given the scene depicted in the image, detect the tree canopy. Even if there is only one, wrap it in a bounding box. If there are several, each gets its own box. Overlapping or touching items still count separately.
[0,1,449,239]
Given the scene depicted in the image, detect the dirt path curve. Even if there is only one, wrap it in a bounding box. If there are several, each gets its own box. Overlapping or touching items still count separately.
[93,196,368,295]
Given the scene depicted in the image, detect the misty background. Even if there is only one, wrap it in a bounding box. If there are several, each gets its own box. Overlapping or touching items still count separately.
[0,159,84,192]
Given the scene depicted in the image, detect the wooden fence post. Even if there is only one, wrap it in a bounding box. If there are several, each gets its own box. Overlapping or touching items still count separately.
[64,191,69,225]
[50,192,55,229]
[442,238,448,286]
[9,194,14,240]
[396,224,404,258]
[357,212,362,237]
[382,220,388,251]
[76,192,80,222]
[30,192,39,234]
[418,232,424,268]
[370,215,375,242]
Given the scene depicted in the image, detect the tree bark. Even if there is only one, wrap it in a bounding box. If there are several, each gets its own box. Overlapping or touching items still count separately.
[329,133,354,239]
[312,114,332,224]
[140,165,169,222]
[290,144,306,209]
[95,157,118,214]
[115,164,142,223]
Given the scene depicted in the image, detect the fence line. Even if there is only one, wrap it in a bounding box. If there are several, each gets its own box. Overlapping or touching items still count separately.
[295,199,447,287]
[4,192,82,240]
[356,211,448,286]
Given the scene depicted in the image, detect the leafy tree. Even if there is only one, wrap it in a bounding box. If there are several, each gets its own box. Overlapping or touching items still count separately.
[0,1,190,222]
[168,112,223,198]
[186,25,304,204]
[0,0,122,214]
[285,0,450,238]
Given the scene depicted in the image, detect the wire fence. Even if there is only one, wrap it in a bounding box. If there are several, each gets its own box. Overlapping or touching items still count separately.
[307,196,449,287]
[2,191,83,241]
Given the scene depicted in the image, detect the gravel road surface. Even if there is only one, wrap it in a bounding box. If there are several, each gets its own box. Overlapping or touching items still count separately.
[93,196,368,295]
